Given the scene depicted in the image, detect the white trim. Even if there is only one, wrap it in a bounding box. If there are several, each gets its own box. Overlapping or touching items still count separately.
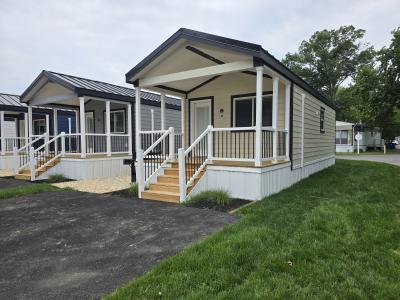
[127,103,132,155]
[135,87,141,153]
[232,95,273,127]
[272,76,279,161]
[139,60,253,87]
[285,83,290,158]
[106,100,111,156]
[181,98,185,149]
[160,92,166,131]
[301,93,305,168]
[255,66,263,166]
[0,111,4,155]
[32,118,46,135]
[79,97,86,158]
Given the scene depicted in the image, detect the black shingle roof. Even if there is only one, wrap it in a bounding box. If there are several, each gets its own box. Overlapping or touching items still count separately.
[21,71,181,108]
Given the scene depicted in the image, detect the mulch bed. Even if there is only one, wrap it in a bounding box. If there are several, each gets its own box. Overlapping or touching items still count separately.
[188,198,252,213]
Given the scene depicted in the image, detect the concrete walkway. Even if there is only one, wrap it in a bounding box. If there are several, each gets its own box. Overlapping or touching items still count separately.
[337,154,400,166]
[52,176,132,193]
[0,190,237,299]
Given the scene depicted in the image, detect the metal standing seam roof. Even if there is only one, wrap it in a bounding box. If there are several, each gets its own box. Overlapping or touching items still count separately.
[21,70,181,108]
[0,93,26,107]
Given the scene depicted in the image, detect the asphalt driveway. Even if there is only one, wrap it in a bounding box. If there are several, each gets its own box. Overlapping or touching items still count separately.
[0,190,237,299]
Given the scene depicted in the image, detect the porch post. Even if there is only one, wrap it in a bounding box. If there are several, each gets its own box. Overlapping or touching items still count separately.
[127,103,132,155]
[285,83,290,159]
[24,113,29,147]
[0,111,5,155]
[272,76,279,162]
[45,114,50,154]
[181,97,185,149]
[28,105,33,143]
[79,97,86,158]
[106,100,111,156]
[75,110,79,134]
[160,92,166,131]
[255,66,263,166]
[53,108,58,153]
[135,87,142,154]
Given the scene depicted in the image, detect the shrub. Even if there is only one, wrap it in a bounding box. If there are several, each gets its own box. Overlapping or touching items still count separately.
[47,174,68,183]
[128,183,138,197]
[185,190,231,206]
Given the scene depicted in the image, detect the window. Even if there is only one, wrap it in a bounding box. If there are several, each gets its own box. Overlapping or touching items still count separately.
[233,95,272,127]
[104,110,125,133]
[320,107,325,133]
[33,119,46,135]
[335,130,349,145]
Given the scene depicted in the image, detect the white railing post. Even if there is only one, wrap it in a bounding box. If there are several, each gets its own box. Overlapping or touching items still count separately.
[169,127,175,160]
[135,87,142,154]
[255,67,263,166]
[0,111,5,155]
[45,114,50,155]
[13,146,18,172]
[53,108,58,154]
[79,97,86,158]
[29,147,36,181]
[207,125,213,161]
[178,148,186,202]
[127,103,132,155]
[106,100,111,156]
[181,97,185,149]
[61,132,66,157]
[24,113,29,146]
[136,149,145,197]
[272,76,279,162]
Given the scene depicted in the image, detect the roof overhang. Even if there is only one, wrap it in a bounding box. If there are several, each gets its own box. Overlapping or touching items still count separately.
[126,28,336,110]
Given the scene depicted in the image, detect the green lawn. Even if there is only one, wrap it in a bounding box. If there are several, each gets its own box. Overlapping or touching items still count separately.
[0,183,59,200]
[106,160,400,299]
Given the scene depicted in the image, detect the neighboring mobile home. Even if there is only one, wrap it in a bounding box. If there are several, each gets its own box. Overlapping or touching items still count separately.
[126,28,336,202]
[3,70,181,180]
[335,120,384,153]
[0,93,76,170]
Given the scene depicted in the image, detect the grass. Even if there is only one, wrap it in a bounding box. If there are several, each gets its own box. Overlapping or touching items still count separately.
[0,183,59,200]
[105,160,400,299]
[184,189,231,206]
[128,183,138,197]
[47,173,69,183]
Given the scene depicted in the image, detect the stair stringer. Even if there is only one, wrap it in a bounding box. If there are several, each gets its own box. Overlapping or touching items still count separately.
[183,167,209,202]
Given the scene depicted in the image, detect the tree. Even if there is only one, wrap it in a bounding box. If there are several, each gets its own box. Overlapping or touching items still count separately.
[282,25,373,101]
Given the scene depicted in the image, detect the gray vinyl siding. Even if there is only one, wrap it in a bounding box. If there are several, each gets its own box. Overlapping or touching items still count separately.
[84,100,181,134]
[292,85,335,168]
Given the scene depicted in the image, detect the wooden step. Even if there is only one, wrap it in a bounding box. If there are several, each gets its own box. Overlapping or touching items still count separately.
[141,190,180,203]
[157,175,179,184]
[149,182,180,193]
[15,174,31,181]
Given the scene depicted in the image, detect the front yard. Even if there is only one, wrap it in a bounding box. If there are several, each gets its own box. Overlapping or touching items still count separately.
[107,160,400,299]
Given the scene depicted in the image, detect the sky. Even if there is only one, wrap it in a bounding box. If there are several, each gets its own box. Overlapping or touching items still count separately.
[0,0,399,95]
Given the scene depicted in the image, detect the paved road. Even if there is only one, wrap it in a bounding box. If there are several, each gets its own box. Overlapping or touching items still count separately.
[0,177,33,189]
[337,154,400,166]
[0,191,237,299]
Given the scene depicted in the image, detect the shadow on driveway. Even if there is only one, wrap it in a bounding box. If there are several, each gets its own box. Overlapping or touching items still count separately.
[0,190,238,299]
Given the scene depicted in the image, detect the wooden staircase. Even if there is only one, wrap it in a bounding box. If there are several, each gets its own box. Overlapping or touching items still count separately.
[141,161,206,203]
[14,156,61,181]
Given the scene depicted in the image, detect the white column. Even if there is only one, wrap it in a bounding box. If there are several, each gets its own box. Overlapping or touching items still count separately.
[150,109,154,131]
[135,87,142,154]
[254,66,263,166]
[301,94,305,168]
[285,83,290,159]
[79,97,86,158]
[75,110,79,134]
[178,148,186,202]
[160,92,166,131]
[0,111,5,155]
[181,97,185,149]
[106,100,111,156]
[24,113,29,146]
[53,108,58,153]
[127,103,132,155]
[272,76,279,162]
[45,114,50,154]
[28,105,33,143]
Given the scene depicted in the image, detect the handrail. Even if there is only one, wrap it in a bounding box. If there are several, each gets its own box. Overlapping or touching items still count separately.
[18,133,46,152]
[33,133,63,154]
[212,126,255,132]
[185,126,212,155]
[143,128,171,156]
[140,130,167,134]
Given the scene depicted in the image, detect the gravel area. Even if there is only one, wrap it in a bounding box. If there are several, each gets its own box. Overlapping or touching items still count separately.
[52,176,131,193]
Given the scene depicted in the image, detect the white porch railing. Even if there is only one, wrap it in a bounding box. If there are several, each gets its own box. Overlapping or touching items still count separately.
[178,125,212,201]
[137,127,175,197]
[0,137,28,154]
[17,133,47,172]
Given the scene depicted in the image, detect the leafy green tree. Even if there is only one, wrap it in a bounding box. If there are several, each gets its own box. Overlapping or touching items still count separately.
[282,25,373,101]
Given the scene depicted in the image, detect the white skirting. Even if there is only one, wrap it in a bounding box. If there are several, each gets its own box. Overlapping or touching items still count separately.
[0,155,19,170]
[36,156,131,180]
[187,156,335,201]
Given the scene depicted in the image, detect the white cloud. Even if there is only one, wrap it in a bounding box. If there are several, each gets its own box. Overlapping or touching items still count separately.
[0,0,398,94]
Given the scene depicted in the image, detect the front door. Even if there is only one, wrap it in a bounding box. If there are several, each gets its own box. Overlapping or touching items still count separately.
[190,99,212,143]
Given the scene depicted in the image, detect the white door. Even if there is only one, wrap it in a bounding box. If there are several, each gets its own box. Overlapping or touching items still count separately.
[190,99,212,143]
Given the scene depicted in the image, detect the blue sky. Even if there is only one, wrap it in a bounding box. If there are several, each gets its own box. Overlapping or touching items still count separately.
[0,0,398,95]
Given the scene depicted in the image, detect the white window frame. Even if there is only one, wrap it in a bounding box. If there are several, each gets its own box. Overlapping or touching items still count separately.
[232,95,273,127]
[33,119,46,135]
[105,109,126,134]
[335,130,350,145]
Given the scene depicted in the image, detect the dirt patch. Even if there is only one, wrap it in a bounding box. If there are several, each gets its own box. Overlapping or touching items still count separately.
[188,198,252,213]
